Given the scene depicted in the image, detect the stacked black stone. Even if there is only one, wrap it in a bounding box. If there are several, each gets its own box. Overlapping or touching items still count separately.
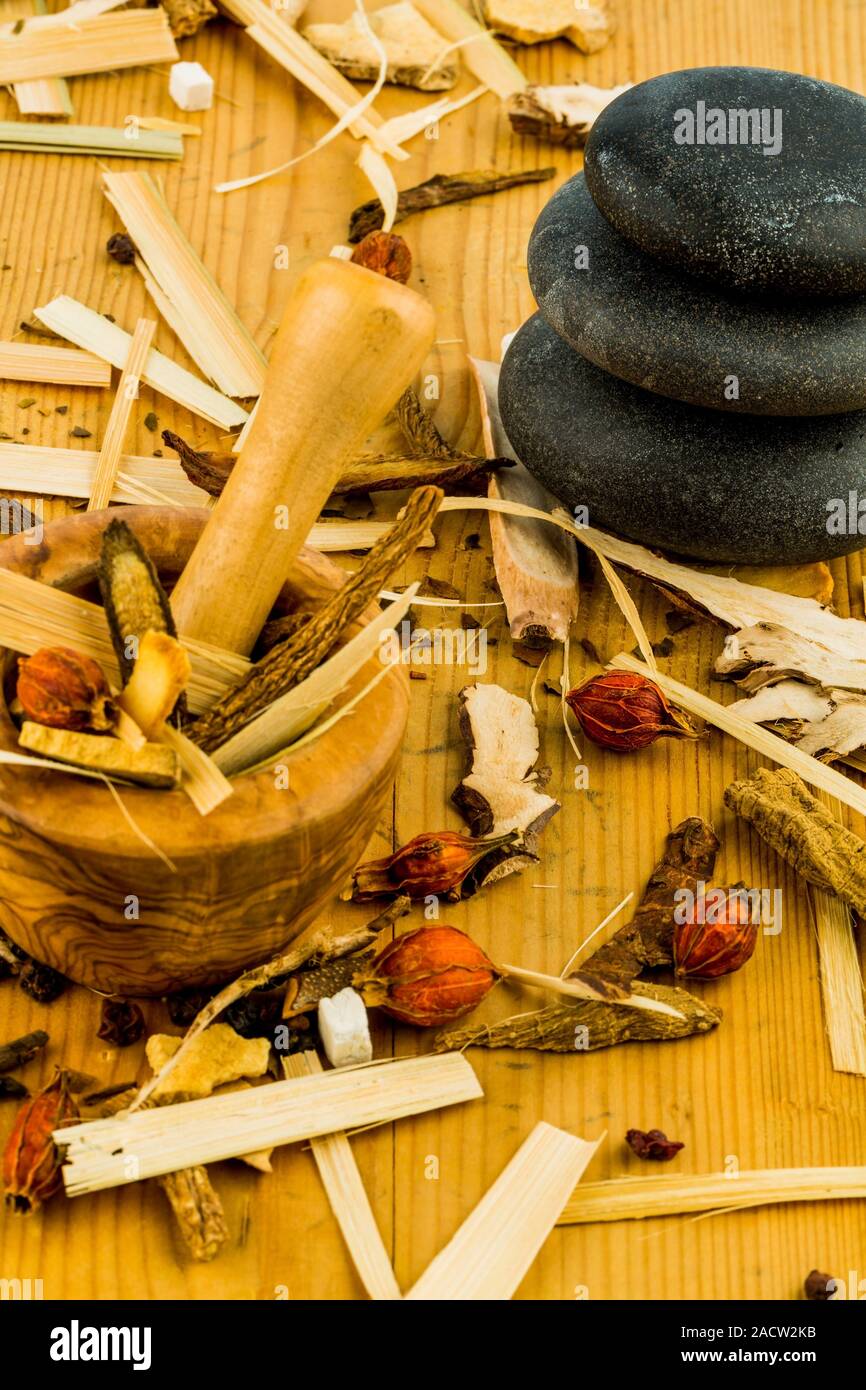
[498,66,866,564]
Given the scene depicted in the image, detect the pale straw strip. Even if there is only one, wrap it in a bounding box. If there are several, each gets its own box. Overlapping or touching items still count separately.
[0,440,207,507]
[34,296,249,431]
[0,340,110,387]
[0,7,178,84]
[219,0,405,157]
[810,791,866,1076]
[410,0,526,100]
[558,1166,866,1225]
[499,962,684,1019]
[102,171,266,397]
[56,1053,483,1196]
[283,1052,401,1300]
[406,1124,601,1300]
[13,0,72,116]
[157,724,233,817]
[0,569,249,714]
[88,317,156,512]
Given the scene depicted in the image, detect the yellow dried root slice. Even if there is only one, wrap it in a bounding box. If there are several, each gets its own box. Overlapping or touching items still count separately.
[484,0,615,54]
[119,630,191,739]
[18,721,179,788]
[145,1024,271,1102]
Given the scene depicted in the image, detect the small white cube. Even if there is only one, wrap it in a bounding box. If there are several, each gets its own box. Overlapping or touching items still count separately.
[169,61,214,113]
[318,988,373,1069]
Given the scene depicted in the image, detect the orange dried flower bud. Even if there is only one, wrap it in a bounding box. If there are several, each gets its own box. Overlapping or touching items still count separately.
[17,646,115,733]
[3,1069,78,1214]
[355,924,499,1027]
[566,671,698,752]
[674,888,759,980]
[351,829,519,901]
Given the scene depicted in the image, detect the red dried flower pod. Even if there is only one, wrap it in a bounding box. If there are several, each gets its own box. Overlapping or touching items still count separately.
[674,889,759,980]
[17,646,115,733]
[565,671,698,752]
[3,1069,79,1214]
[354,924,499,1027]
[351,829,519,901]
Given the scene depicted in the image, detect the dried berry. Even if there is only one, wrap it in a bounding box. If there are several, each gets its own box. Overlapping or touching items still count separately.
[625,1128,684,1161]
[165,987,213,1027]
[566,671,699,752]
[18,959,68,1004]
[3,1069,78,1213]
[350,230,412,284]
[354,924,499,1027]
[17,646,115,733]
[224,992,283,1039]
[106,232,136,265]
[0,1078,28,1100]
[97,999,145,1048]
[804,1269,838,1301]
[352,829,520,902]
[674,888,759,980]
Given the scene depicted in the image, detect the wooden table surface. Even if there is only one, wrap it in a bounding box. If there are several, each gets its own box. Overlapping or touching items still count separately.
[1,0,865,1302]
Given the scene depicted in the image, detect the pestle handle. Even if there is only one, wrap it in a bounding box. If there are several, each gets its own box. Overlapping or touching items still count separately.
[170,258,436,655]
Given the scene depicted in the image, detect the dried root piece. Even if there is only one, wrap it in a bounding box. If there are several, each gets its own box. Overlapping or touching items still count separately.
[485,0,615,52]
[716,623,866,696]
[469,356,578,645]
[580,819,720,987]
[18,722,179,789]
[453,683,559,838]
[724,767,866,917]
[434,981,721,1054]
[0,1030,49,1075]
[348,167,556,241]
[732,681,866,762]
[144,1024,271,1102]
[119,630,191,738]
[97,519,177,684]
[304,3,458,91]
[162,0,216,38]
[155,1165,228,1262]
[452,683,559,892]
[507,82,631,147]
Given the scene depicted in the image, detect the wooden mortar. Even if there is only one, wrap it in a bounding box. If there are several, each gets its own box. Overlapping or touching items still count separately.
[0,507,409,997]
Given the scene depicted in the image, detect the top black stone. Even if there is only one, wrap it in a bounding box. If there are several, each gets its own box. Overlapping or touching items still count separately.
[584,66,866,296]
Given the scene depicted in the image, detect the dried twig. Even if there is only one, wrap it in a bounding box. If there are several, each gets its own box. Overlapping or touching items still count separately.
[0,1030,49,1074]
[348,168,555,241]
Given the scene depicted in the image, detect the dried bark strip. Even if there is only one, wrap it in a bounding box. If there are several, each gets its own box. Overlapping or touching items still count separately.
[724,767,866,916]
[507,83,628,147]
[433,982,721,1054]
[190,485,442,753]
[579,818,720,986]
[0,1030,49,1074]
[348,168,556,242]
[155,1165,228,1261]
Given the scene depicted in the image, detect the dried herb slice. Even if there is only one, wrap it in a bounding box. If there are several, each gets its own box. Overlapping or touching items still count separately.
[97,518,178,684]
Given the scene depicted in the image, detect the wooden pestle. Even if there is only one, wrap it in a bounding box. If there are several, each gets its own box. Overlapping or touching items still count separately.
[170,258,436,655]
